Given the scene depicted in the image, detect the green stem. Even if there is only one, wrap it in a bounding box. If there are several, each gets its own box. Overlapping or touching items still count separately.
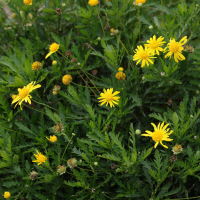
[137,6,140,41]
[61,135,74,161]
[32,99,58,112]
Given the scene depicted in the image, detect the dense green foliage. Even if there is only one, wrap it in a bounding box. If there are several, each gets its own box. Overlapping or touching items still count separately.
[1,0,200,199]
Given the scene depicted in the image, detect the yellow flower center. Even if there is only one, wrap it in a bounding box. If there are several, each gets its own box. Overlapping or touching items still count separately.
[38,156,46,163]
[106,94,113,101]
[140,52,148,59]
[150,41,159,49]
[50,43,59,52]
[19,88,29,99]
[152,131,163,142]
[169,42,179,53]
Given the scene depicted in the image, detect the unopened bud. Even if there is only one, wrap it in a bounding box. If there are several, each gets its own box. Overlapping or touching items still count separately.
[149,25,153,29]
[52,60,57,66]
[138,2,143,6]
[94,162,98,166]
[135,129,141,135]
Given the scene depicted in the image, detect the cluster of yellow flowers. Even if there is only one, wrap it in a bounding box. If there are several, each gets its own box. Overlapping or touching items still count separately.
[133,35,187,68]
[115,67,126,80]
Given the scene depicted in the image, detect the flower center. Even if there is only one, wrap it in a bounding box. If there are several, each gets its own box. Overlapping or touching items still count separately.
[38,156,46,163]
[50,43,59,52]
[19,88,29,99]
[106,94,113,101]
[150,41,159,49]
[152,131,163,142]
[169,42,179,53]
[140,52,148,59]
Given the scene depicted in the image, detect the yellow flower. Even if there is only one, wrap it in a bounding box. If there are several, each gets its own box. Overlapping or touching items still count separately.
[88,0,99,6]
[144,35,166,55]
[12,94,17,100]
[52,60,57,66]
[135,0,146,5]
[24,0,32,5]
[32,150,47,165]
[45,43,59,59]
[3,191,10,199]
[116,72,126,80]
[141,122,173,148]
[32,61,42,70]
[98,88,120,108]
[164,36,187,63]
[46,135,57,143]
[118,67,124,72]
[133,45,156,68]
[11,81,41,110]
[62,75,72,85]
[110,28,114,33]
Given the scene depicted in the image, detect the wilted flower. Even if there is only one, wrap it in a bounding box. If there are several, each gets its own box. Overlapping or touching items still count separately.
[57,165,66,175]
[52,85,60,95]
[65,51,71,57]
[71,58,76,63]
[3,191,10,199]
[92,69,98,76]
[110,29,119,36]
[30,171,38,180]
[53,123,64,133]
[62,75,72,85]
[172,144,183,154]
[56,8,62,14]
[67,158,77,169]
[46,135,57,143]
[169,155,177,162]
[184,45,194,53]
[32,61,42,70]
[111,163,116,169]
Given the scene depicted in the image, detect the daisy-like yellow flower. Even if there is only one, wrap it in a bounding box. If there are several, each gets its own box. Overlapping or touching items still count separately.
[135,0,146,5]
[141,122,173,149]
[164,36,187,63]
[88,0,99,6]
[11,81,41,110]
[46,135,57,143]
[3,191,10,199]
[24,0,32,5]
[62,74,72,85]
[32,150,47,165]
[45,43,60,59]
[133,45,156,68]
[144,35,166,55]
[98,88,120,108]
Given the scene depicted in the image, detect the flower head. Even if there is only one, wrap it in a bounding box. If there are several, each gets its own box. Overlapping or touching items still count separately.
[116,72,126,80]
[32,150,47,165]
[52,60,57,66]
[24,0,32,5]
[98,88,120,108]
[11,81,41,110]
[141,122,173,148]
[133,45,156,68]
[57,165,66,175]
[53,123,64,133]
[46,135,57,143]
[52,85,60,95]
[144,35,166,55]
[110,28,114,33]
[12,94,17,100]
[45,43,59,59]
[67,158,77,169]
[172,144,183,154]
[135,0,146,5]
[32,61,42,70]
[30,171,38,180]
[110,29,119,36]
[164,36,187,63]
[3,192,10,199]
[118,67,124,72]
[62,75,72,85]
[88,0,99,6]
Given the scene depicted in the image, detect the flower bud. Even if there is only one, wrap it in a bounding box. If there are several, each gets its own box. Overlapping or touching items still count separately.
[149,25,153,29]
[138,2,143,6]
[196,90,199,94]
[135,129,141,135]
[52,60,57,66]
[94,162,98,166]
